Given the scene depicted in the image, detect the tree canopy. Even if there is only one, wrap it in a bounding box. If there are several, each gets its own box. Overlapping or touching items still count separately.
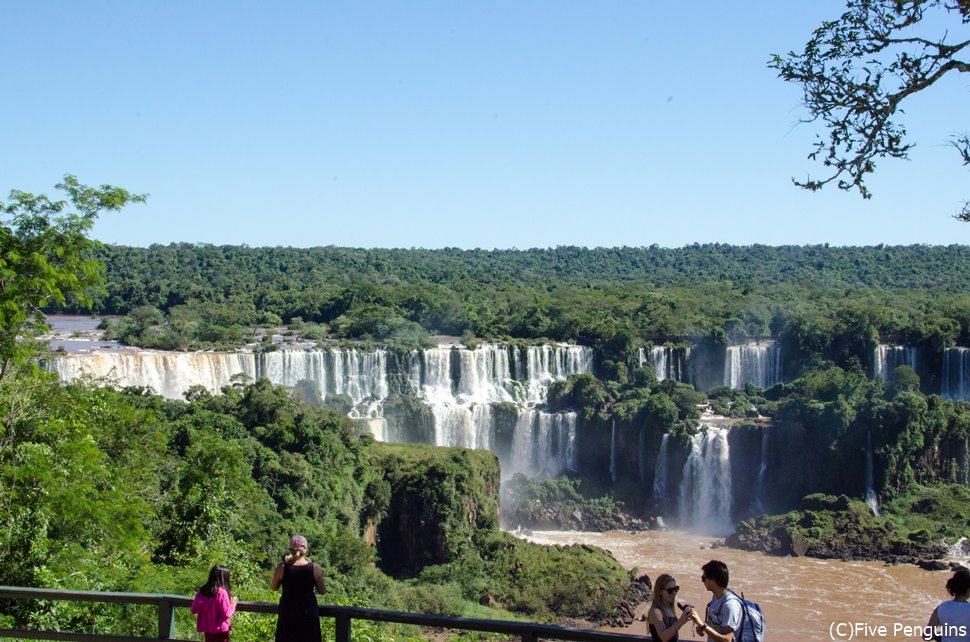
[0,176,146,377]
[771,0,970,219]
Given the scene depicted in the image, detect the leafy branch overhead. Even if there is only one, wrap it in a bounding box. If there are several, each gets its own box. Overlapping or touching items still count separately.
[770,0,969,220]
[0,175,147,378]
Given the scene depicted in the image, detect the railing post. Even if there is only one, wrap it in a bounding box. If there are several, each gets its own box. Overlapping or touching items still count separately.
[521,628,537,642]
[158,598,175,639]
[335,612,351,642]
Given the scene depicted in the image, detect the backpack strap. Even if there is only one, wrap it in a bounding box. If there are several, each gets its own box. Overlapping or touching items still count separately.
[726,590,750,640]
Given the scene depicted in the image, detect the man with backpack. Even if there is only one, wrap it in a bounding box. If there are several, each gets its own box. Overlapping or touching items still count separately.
[691,560,765,642]
[691,560,741,642]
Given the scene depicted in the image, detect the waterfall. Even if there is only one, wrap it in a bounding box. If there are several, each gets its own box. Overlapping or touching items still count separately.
[518,344,594,403]
[408,344,592,456]
[609,420,617,483]
[48,348,392,437]
[752,428,768,514]
[48,342,595,477]
[653,433,670,501]
[945,537,969,558]
[259,348,389,404]
[410,344,592,406]
[866,430,880,516]
[942,347,970,401]
[724,344,782,389]
[47,350,259,399]
[872,345,917,382]
[678,427,733,534]
[432,404,493,450]
[639,346,689,382]
[507,409,577,478]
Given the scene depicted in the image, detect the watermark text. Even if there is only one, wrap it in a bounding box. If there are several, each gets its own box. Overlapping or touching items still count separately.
[828,621,967,640]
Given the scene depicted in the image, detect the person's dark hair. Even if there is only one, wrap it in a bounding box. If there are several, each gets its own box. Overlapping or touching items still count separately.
[200,565,232,598]
[701,560,729,589]
[946,569,970,598]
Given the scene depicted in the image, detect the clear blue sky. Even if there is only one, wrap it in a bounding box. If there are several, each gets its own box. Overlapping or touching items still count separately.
[3,1,967,249]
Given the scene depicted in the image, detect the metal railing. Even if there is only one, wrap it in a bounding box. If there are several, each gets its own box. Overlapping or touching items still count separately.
[0,586,676,642]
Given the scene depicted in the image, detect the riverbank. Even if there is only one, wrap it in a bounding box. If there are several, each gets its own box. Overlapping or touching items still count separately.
[517,529,957,642]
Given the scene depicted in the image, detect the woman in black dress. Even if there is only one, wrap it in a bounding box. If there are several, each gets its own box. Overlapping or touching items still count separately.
[271,535,326,642]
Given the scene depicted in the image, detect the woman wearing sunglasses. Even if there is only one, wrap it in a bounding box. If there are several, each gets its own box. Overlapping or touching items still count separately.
[646,574,695,642]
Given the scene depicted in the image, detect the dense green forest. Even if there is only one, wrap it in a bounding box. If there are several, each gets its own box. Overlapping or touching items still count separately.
[2,179,642,639]
[0,368,636,639]
[61,245,970,383]
[8,180,970,638]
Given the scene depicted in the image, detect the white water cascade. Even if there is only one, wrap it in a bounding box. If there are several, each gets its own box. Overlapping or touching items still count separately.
[724,344,782,390]
[261,349,390,438]
[508,410,577,478]
[942,348,970,401]
[678,426,734,534]
[48,342,594,478]
[638,346,689,382]
[405,344,592,453]
[872,345,917,382]
[865,430,880,516]
[653,433,670,501]
[48,350,260,399]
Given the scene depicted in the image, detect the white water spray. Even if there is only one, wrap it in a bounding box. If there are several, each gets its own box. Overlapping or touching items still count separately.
[653,433,670,501]
[865,430,880,516]
[678,427,734,534]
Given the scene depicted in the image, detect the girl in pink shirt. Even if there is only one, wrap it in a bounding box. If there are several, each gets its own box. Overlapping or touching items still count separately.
[190,565,238,642]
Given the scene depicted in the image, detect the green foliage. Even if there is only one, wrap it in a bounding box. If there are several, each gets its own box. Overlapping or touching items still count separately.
[501,474,625,531]
[43,244,970,363]
[371,444,500,577]
[476,533,630,619]
[882,484,970,542]
[0,176,145,377]
[734,484,970,562]
[3,368,635,636]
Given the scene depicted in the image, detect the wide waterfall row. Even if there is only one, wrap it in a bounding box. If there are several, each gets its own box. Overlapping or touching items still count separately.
[873,345,917,382]
[48,349,389,404]
[943,348,970,401]
[48,343,593,479]
[48,351,260,400]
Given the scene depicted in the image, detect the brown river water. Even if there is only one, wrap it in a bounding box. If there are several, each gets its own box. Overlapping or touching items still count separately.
[519,530,960,642]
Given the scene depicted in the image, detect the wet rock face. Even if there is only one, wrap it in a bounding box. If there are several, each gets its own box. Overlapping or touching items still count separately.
[726,523,949,566]
[502,503,654,532]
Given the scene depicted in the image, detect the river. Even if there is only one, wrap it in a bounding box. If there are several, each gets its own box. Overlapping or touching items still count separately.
[519,530,958,642]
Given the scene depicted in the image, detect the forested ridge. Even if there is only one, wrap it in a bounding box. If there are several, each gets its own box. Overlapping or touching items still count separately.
[92,244,970,309]
[71,244,970,375]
